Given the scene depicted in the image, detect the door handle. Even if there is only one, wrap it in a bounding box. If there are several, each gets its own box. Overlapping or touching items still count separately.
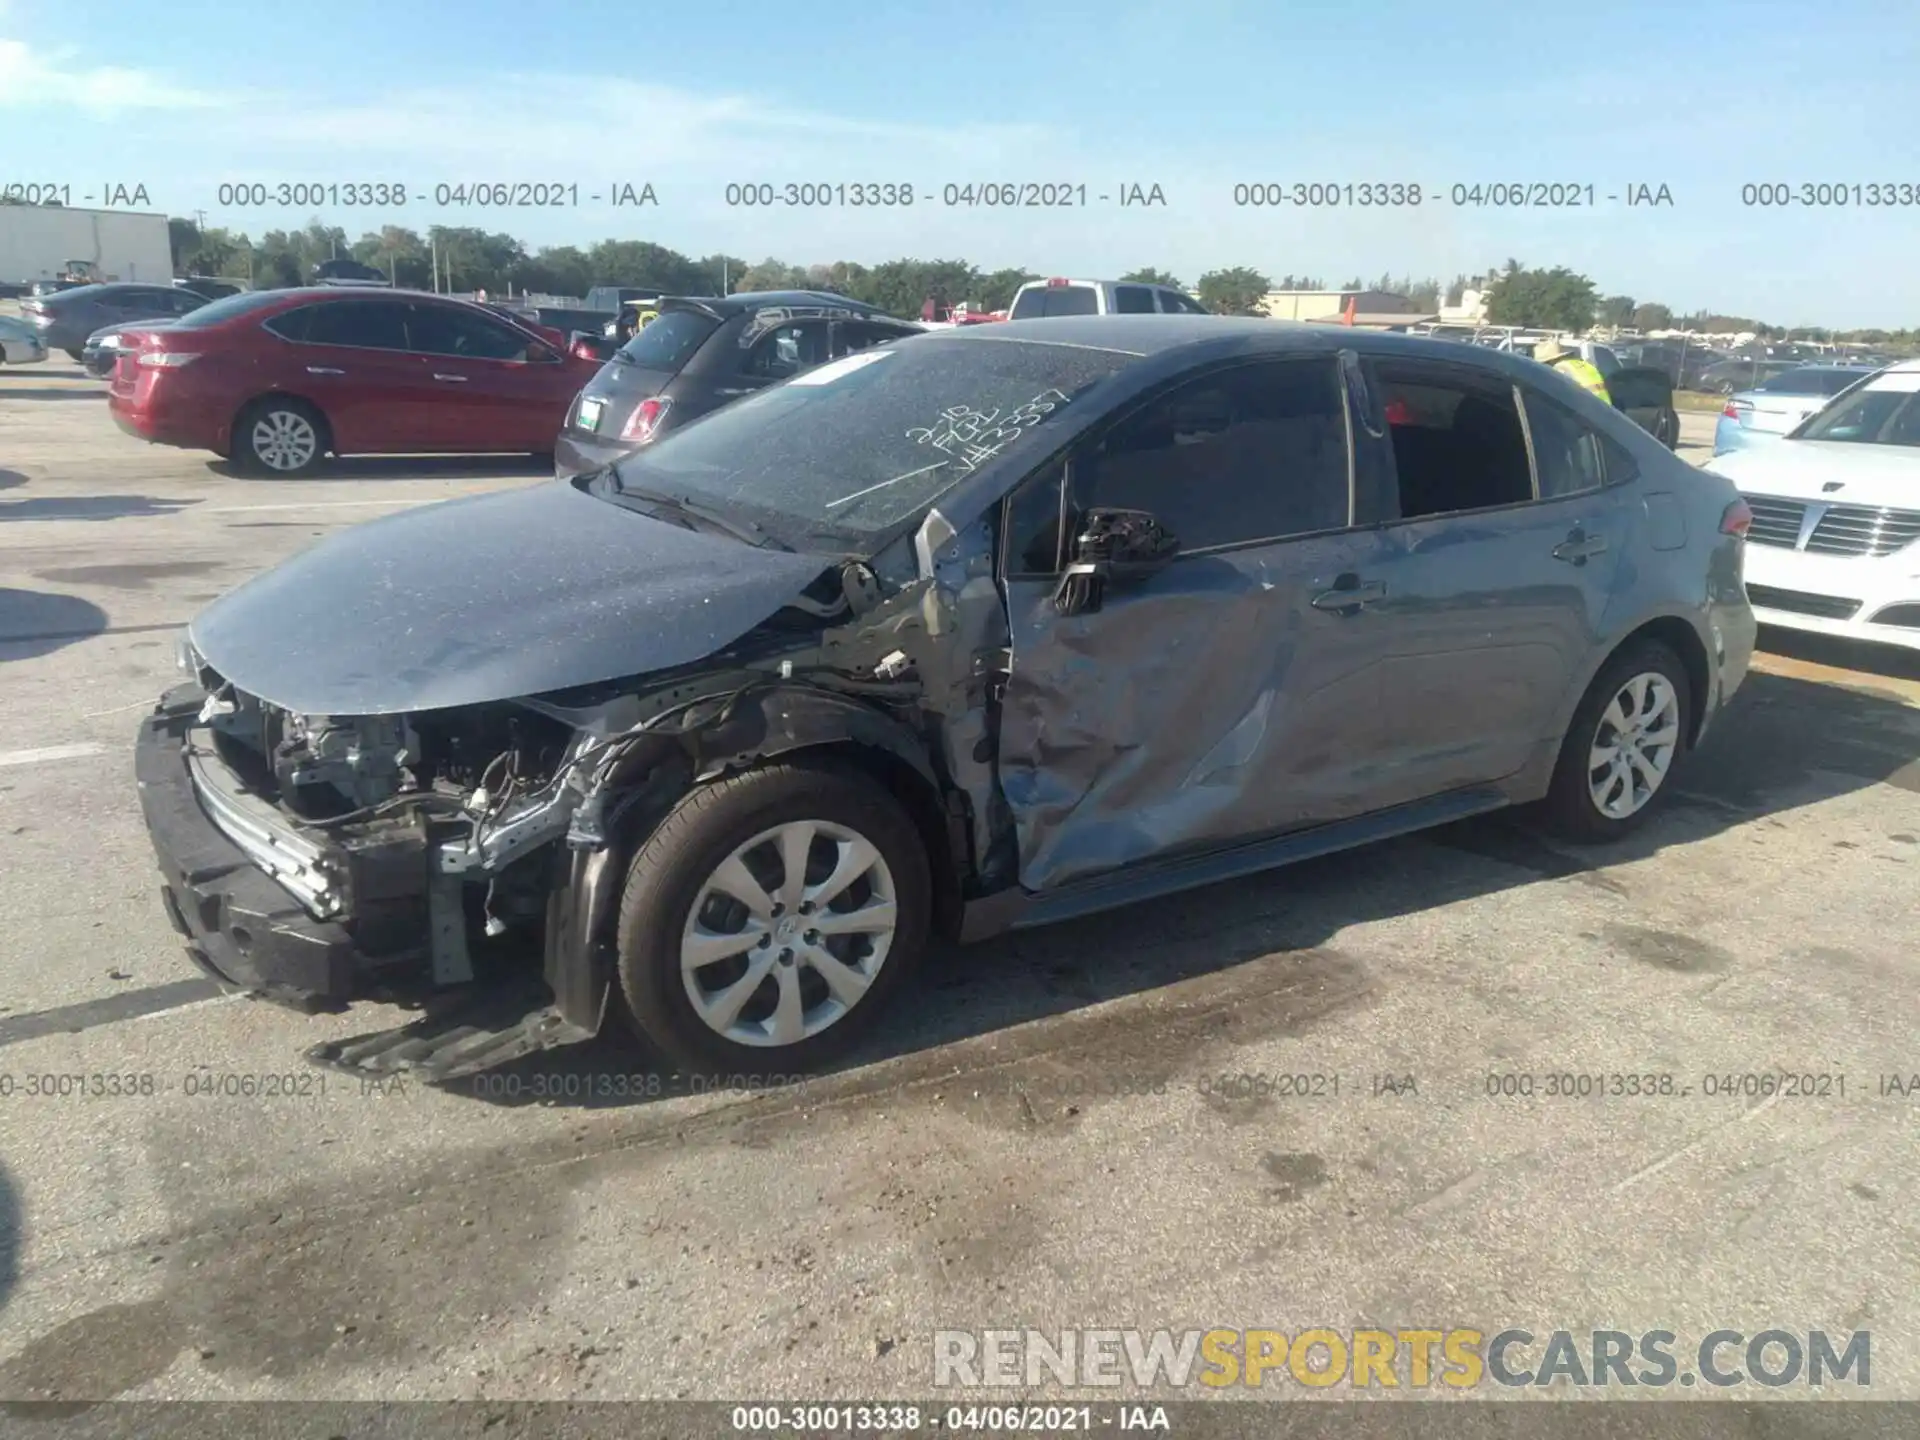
[1310,575,1387,613]
[432,372,469,383]
[305,365,344,375]
[1552,530,1609,564]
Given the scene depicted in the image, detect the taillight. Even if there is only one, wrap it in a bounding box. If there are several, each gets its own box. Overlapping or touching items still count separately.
[1046,276,1069,287]
[1721,400,1740,419]
[137,351,201,368]
[620,396,671,443]
[1720,498,1753,536]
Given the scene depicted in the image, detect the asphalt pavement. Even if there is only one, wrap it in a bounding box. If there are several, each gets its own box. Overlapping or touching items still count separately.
[2,363,1919,1409]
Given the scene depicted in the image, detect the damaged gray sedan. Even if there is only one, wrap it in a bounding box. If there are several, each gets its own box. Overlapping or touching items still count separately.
[136,317,1758,1079]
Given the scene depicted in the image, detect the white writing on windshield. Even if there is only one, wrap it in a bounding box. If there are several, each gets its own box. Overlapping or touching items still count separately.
[905,389,1072,474]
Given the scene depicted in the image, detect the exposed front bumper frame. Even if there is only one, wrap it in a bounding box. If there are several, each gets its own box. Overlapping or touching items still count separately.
[135,685,358,1008]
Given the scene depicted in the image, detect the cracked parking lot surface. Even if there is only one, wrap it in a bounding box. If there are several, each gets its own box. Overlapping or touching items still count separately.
[3,373,1920,1405]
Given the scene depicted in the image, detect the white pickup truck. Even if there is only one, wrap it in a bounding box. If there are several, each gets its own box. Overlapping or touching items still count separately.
[1007,277,1209,317]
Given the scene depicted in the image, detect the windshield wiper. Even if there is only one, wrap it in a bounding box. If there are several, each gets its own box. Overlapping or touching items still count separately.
[613,480,789,551]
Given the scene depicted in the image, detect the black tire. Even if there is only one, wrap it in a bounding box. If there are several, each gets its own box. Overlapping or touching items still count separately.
[233,396,330,477]
[613,758,932,1076]
[1539,639,1692,843]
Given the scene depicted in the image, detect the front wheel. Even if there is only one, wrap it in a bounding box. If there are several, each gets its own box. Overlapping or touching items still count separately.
[234,397,329,477]
[613,759,932,1076]
[1539,640,1691,843]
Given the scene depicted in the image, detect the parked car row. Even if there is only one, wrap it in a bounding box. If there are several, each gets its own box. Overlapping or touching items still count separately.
[137,315,1760,1081]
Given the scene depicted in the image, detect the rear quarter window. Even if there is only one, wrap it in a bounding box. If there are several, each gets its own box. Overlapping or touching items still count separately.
[614,309,718,371]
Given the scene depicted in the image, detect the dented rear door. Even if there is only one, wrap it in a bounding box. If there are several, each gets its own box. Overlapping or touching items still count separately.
[993,355,1395,893]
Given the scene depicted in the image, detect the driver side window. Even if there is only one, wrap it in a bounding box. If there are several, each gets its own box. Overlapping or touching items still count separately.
[1065,358,1352,553]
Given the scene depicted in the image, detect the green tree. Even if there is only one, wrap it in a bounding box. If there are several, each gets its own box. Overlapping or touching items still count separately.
[975,267,1037,311]
[1120,267,1182,288]
[1597,294,1636,328]
[1337,275,1363,290]
[1444,273,1469,306]
[1405,278,1441,312]
[1630,301,1673,331]
[1484,264,1600,331]
[737,257,809,292]
[1196,266,1271,315]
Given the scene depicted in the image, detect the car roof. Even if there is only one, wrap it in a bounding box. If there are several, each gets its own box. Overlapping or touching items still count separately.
[934,315,1569,375]
[258,286,484,304]
[676,289,888,315]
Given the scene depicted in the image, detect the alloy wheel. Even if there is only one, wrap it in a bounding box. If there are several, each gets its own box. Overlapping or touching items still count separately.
[679,819,898,1048]
[252,410,319,471]
[1587,672,1681,820]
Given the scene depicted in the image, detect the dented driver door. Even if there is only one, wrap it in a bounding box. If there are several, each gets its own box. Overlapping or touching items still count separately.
[992,356,1398,894]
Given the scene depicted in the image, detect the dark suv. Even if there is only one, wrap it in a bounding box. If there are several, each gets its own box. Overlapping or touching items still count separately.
[553,291,922,478]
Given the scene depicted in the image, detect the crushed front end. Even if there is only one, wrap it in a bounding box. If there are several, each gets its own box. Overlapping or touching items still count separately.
[136,643,588,1016]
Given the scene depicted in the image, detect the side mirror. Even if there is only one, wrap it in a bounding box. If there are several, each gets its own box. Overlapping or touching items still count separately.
[1052,507,1179,616]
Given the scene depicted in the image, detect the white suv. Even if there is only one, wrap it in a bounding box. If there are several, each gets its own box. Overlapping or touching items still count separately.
[1705,358,1920,651]
[1008,277,1210,318]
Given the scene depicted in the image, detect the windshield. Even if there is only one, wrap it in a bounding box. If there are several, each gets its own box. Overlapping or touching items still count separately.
[614,307,716,369]
[1794,371,1920,446]
[595,333,1137,550]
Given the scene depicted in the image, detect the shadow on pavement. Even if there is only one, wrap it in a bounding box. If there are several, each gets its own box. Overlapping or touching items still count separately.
[1758,625,1920,685]
[205,454,553,484]
[0,590,111,657]
[0,496,200,522]
[0,388,103,402]
[0,471,26,492]
[457,663,1920,1110]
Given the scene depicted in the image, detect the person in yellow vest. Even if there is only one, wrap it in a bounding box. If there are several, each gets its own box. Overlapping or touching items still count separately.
[1532,339,1611,405]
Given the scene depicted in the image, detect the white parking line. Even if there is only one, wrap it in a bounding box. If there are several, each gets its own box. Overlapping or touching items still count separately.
[0,742,108,767]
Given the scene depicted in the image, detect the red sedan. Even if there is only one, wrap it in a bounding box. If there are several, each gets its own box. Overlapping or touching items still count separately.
[108,287,601,476]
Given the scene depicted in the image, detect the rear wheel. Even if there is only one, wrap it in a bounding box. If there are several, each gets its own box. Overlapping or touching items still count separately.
[234,397,329,477]
[613,759,931,1076]
[1539,640,1691,843]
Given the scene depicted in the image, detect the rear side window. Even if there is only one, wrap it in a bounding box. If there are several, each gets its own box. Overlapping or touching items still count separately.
[276,301,411,350]
[1161,291,1208,314]
[1522,390,1605,498]
[1113,285,1156,314]
[1010,285,1101,319]
[743,322,831,379]
[1375,362,1533,518]
[614,308,717,371]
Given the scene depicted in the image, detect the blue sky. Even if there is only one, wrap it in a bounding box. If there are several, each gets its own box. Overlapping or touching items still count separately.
[3,0,1916,326]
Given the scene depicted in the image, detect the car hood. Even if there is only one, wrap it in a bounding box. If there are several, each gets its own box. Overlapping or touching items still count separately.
[187,481,833,716]
[1705,440,1920,506]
